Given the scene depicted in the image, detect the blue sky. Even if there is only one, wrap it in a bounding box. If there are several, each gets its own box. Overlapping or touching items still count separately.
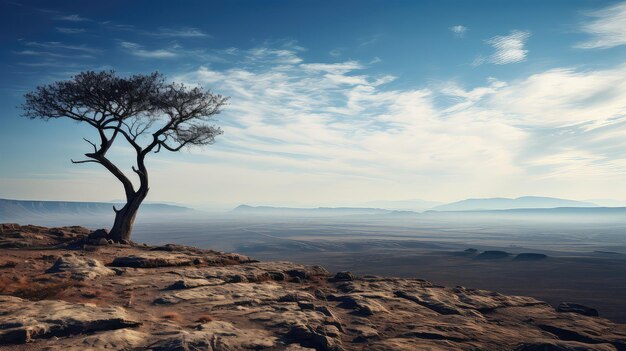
[1,0,626,207]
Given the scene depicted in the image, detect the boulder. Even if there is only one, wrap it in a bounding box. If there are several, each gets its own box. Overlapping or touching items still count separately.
[335,294,389,316]
[110,253,198,268]
[50,329,148,350]
[88,229,109,239]
[146,321,276,350]
[165,278,218,290]
[556,302,599,317]
[286,323,342,351]
[0,296,141,344]
[154,282,286,305]
[46,254,115,280]
[331,271,356,282]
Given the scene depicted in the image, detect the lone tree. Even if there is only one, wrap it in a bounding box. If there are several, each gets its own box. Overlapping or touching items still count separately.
[22,71,228,242]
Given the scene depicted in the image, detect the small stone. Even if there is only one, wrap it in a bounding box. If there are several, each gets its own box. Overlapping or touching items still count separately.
[46,254,115,280]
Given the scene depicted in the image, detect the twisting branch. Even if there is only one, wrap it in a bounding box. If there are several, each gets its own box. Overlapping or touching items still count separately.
[82,138,97,152]
[131,165,145,176]
[71,158,101,164]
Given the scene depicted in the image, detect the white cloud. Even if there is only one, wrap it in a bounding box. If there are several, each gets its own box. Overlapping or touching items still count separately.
[24,41,100,55]
[329,49,342,57]
[55,14,91,22]
[486,65,626,127]
[120,41,177,59]
[168,46,626,204]
[247,47,303,64]
[576,1,626,49]
[485,30,531,64]
[19,44,625,205]
[300,61,364,74]
[450,25,467,37]
[358,34,381,47]
[150,27,210,38]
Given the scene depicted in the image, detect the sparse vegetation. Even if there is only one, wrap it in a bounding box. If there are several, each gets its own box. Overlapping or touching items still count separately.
[0,275,70,300]
[160,311,183,323]
[0,261,17,268]
[195,314,213,323]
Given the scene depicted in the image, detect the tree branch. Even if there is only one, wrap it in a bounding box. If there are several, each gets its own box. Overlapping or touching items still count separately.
[70,158,101,164]
[82,138,97,153]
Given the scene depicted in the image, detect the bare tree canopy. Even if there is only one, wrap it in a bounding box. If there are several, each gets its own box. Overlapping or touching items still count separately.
[22,70,228,241]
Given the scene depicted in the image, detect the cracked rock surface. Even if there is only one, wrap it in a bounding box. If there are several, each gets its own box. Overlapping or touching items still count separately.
[1,224,625,351]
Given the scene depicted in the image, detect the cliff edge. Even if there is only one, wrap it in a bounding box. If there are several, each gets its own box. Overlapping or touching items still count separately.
[1,223,625,351]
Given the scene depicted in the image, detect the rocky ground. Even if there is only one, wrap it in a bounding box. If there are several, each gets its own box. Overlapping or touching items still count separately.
[0,223,625,351]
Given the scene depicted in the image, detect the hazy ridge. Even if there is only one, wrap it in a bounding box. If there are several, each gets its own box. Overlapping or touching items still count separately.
[0,198,193,222]
[431,196,598,211]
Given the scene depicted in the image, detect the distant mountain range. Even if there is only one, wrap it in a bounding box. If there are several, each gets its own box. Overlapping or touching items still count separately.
[232,205,391,216]
[359,199,442,211]
[0,198,193,222]
[3,196,622,224]
[234,196,602,216]
[421,206,626,222]
[431,196,598,212]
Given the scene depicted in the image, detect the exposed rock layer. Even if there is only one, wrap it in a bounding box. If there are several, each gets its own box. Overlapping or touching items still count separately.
[1,224,625,351]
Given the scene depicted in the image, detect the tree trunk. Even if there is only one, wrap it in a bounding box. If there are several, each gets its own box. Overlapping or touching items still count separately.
[109,189,148,242]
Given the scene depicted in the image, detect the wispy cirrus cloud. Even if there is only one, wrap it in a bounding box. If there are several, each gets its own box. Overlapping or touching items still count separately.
[54,14,91,22]
[14,50,65,58]
[24,41,100,55]
[575,1,626,49]
[474,30,530,66]
[329,49,342,57]
[99,21,136,31]
[450,25,468,37]
[120,41,177,59]
[149,27,210,38]
[358,34,381,47]
[168,44,626,203]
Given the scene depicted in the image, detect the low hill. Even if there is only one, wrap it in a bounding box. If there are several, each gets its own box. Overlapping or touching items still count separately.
[0,198,193,222]
[419,206,626,223]
[433,196,597,211]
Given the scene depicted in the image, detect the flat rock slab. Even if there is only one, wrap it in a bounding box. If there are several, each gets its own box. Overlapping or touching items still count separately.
[0,296,141,344]
[154,281,287,305]
[110,253,198,268]
[514,339,619,351]
[0,224,90,248]
[46,329,148,351]
[145,321,277,350]
[165,277,220,290]
[46,254,115,280]
[557,302,600,317]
